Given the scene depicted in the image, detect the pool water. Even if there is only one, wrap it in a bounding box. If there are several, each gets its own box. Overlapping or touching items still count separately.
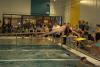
[0,45,94,67]
[0,45,78,59]
[0,61,80,67]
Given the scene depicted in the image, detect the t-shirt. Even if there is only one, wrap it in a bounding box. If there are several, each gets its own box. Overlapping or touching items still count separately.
[95,32,100,41]
[64,27,72,36]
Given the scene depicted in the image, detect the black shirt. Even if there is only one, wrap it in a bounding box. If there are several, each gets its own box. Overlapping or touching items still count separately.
[95,32,100,41]
[64,27,72,36]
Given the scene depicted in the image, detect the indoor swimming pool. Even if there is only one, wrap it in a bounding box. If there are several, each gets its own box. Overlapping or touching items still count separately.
[0,45,80,67]
[0,37,95,67]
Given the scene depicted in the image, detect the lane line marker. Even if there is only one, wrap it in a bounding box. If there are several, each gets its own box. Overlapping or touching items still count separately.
[0,50,63,52]
[0,59,79,62]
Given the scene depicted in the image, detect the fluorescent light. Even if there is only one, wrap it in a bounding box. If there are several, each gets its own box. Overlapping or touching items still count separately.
[18,22,21,25]
[80,0,91,5]
[54,0,56,2]
[80,0,88,3]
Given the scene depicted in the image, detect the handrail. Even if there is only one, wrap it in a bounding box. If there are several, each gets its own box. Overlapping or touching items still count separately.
[0,32,62,46]
[0,32,46,36]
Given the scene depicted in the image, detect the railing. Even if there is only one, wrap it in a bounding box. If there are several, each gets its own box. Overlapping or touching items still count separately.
[0,32,62,46]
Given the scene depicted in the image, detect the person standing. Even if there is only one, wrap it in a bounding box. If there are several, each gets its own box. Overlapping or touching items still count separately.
[78,20,82,30]
[85,21,89,31]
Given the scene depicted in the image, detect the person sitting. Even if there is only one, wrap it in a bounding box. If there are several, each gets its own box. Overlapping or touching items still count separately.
[43,25,49,32]
[95,28,100,42]
[92,27,100,56]
[36,20,42,32]
[48,22,53,32]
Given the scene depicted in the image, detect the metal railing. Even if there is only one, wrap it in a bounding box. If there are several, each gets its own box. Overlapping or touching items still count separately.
[0,32,62,45]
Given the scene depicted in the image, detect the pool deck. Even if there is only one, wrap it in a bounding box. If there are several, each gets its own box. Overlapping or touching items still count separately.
[58,43,100,66]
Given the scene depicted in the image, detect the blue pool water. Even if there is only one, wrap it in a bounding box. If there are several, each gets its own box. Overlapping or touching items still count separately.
[0,45,94,67]
[95,43,100,47]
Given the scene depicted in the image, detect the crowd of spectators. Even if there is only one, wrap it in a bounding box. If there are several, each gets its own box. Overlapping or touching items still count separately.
[0,19,100,43]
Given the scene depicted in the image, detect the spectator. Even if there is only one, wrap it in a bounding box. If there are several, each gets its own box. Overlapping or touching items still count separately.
[36,19,42,32]
[81,20,85,31]
[85,21,89,31]
[95,27,100,41]
[48,22,53,32]
[78,20,83,30]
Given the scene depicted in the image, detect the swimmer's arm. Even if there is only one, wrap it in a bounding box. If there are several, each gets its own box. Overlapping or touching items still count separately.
[72,30,80,37]
[40,25,67,36]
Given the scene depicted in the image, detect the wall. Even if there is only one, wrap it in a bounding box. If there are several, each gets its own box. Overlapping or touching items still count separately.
[31,0,50,16]
[80,0,100,27]
[70,0,80,27]
[64,0,100,27]
[64,0,71,23]
[0,0,31,20]
[51,0,80,25]
[64,0,80,27]
[50,0,66,18]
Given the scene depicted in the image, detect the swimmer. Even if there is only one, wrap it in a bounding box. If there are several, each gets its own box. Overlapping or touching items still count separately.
[40,23,80,37]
